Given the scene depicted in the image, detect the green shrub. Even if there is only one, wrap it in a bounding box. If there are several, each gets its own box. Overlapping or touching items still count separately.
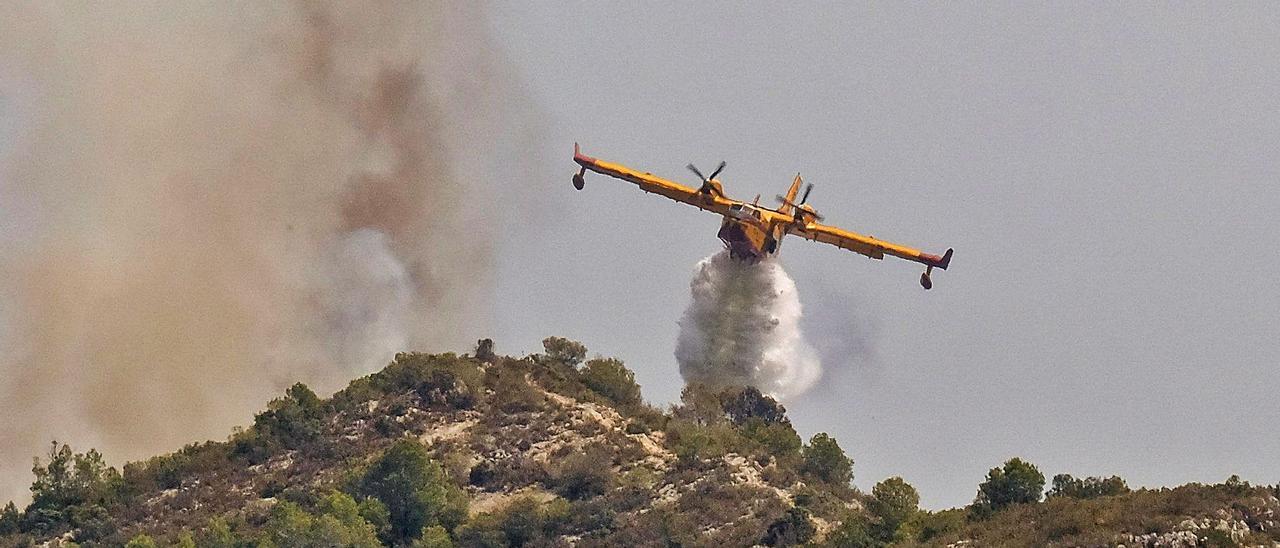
[124,533,158,548]
[474,338,497,363]
[415,369,475,410]
[674,383,729,425]
[1221,474,1252,496]
[123,441,231,494]
[740,418,802,460]
[456,496,570,547]
[68,503,114,543]
[580,358,642,407]
[720,386,787,425]
[1198,528,1238,547]
[357,439,467,544]
[670,478,783,547]
[666,420,733,467]
[413,525,453,547]
[489,364,545,414]
[198,517,239,547]
[175,531,197,548]
[761,506,815,546]
[1048,474,1130,499]
[801,433,853,486]
[825,513,877,547]
[334,352,484,411]
[261,495,381,548]
[541,337,587,368]
[915,508,966,542]
[550,444,615,500]
[971,458,1045,518]
[868,476,919,542]
[0,502,19,535]
[22,442,122,535]
[251,383,326,451]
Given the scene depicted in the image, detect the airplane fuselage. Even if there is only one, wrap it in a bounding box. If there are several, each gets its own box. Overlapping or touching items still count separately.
[715,202,787,261]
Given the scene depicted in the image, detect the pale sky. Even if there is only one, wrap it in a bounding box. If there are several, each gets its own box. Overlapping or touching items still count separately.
[485,3,1280,508]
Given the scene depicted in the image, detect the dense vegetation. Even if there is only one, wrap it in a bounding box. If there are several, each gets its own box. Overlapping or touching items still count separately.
[1,338,1276,547]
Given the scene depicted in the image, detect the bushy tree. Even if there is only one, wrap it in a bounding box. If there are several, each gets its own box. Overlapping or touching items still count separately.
[826,513,877,548]
[1222,474,1252,495]
[175,531,197,548]
[666,419,731,467]
[23,442,122,535]
[721,387,801,458]
[415,369,475,410]
[261,494,381,548]
[357,440,466,544]
[251,383,326,450]
[490,365,545,413]
[1047,474,1129,499]
[801,433,853,485]
[869,477,919,542]
[580,357,642,407]
[541,337,587,368]
[740,418,802,459]
[916,508,967,542]
[455,496,570,547]
[198,517,238,547]
[124,533,158,548]
[675,383,728,425]
[0,502,20,535]
[357,497,391,541]
[971,458,1045,518]
[474,338,497,363]
[336,353,484,412]
[761,507,815,546]
[550,444,615,500]
[720,386,787,425]
[413,525,454,548]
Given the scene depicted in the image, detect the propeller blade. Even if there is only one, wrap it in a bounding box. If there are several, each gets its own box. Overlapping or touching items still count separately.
[708,161,726,181]
[799,183,813,205]
[687,163,707,182]
[776,195,825,223]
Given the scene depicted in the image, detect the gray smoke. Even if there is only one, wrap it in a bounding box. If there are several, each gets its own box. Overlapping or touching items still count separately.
[0,3,533,503]
[675,250,821,400]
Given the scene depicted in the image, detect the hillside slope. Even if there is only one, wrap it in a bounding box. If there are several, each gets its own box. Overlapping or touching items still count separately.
[1,339,1277,547]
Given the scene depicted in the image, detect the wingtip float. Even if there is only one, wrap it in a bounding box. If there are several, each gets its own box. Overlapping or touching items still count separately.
[572,144,953,290]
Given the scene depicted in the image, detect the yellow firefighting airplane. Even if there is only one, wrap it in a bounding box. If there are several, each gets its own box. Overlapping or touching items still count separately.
[572,144,953,289]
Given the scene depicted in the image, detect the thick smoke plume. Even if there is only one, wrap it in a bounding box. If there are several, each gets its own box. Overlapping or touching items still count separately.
[675,250,821,400]
[0,3,533,503]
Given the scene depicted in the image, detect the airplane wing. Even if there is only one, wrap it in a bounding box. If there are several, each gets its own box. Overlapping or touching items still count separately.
[790,221,953,270]
[573,144,736,216]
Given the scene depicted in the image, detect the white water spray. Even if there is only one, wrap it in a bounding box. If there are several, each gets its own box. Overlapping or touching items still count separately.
[675,250,821,400]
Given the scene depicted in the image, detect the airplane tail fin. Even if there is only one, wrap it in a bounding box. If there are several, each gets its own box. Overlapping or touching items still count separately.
[935,248,953,270]
[779,174,803,215]
[919,248,953,290]
[920,248,953,270]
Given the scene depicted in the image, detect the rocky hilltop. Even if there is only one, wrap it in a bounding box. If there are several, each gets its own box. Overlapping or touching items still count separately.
[0,338,1276,547]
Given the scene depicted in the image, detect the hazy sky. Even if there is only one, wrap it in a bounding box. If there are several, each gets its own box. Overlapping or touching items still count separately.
[485,3,1280,508]
[1,4,1276,511]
